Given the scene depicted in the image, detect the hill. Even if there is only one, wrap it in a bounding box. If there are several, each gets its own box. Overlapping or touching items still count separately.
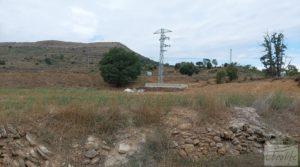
[0,40,156,72]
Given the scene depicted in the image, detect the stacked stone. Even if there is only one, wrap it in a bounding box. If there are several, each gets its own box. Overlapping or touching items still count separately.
[0,124,54,167]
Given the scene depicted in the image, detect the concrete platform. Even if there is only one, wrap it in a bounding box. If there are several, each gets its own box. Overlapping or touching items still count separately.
[144,83,188,91]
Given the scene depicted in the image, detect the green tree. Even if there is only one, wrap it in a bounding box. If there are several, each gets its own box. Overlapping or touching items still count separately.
[99,48,141,86]
[206,62,212,69]
[174,63,181,70]
[272,33,287,77]
[179,62,196,76]
[212,59,218,67]
[261,32,287,77]
[226,65,238,81]
[196,61,204,68]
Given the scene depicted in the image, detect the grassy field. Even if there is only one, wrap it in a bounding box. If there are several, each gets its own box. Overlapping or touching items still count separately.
[0,79,299,166]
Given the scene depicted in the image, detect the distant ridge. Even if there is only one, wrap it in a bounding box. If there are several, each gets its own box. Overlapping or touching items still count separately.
[0,40,156,72]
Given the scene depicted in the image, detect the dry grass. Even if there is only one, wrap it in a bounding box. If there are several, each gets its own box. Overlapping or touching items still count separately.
[0,80,299,165]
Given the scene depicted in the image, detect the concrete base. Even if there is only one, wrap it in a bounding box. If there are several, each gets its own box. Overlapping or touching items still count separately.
[144,83,188,91]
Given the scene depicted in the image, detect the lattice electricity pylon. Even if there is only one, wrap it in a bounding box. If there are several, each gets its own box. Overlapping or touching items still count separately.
[154,28,172,83]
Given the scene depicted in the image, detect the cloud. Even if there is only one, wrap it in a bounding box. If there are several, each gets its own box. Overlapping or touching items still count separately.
[0,0,299,68]
[67,7,99,37]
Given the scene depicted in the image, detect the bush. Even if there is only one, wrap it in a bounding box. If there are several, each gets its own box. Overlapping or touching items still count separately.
[216,70,226,84]
[99,47,141,87]
[0,60,5,65]
[44,58,52,65]
[226,65,238,81]
[179,62,196,76]
[286,65,298,76]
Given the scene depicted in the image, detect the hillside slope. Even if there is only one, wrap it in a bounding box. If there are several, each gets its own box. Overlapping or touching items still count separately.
[0,40,155,72]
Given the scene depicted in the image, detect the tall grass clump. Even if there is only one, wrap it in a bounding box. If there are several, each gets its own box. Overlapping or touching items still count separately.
[253,91,295,114]
[224,93,256,107]
[269,91,293,111]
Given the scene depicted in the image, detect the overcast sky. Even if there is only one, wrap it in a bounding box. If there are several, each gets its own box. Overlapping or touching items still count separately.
[0,0,299,68]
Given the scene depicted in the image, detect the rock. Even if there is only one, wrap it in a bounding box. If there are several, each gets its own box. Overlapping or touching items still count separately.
[254,143,263,148]
[242,124,250,131]
[213,136,222,142]
[184,138,194,144]
[44,161,52,167]
[0,125,7,138]
[36,145,52,160]
[6,124,18,134]
[30,148,40,159]
[118,143,131,154]
[232,138,240,145]
[210,142,216,147]
[87,136,97,142]
[178,123,192,130]
[18,158,26,167]
[246,128,254,135]
[254,129,264,137]
[178,149,187,157]
[183,144,194,155]
[256,138,266,144]
[236,145,243,151]
[193,139,200,145]
[202,149,208,155]
[194,127,207,134]
[216,143,223,148]
[91,157,100,165]
[222,132,231,140]
[218,147,226,155]
[25,160,37,167]
[26,133,37,146]
[247,136,256,141]
[101,145,111,151]
[206,128,212,132]
[171,131,179,135]
[170,141,179,148]
[229,126,238,133]
[85,149,98,159]
[82,159,90,165]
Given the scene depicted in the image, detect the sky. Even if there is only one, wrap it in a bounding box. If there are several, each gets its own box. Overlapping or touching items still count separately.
[0,0,299,69]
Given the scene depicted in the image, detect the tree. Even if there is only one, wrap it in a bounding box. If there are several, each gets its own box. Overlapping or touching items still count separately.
[99,47,141,86]
[196,61,204,68]
[206,62,212,69]
[286,65,298,76]
[174,63,181,70]
[261,32,287,77]
[179,62,196,76]
[272,33,287,77]
[226,65,238,81]
[212,59,218,67]
[203,59,210,66]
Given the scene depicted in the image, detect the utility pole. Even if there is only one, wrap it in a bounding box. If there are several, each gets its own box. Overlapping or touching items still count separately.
[154,28,171,83]
[230,49,232,64]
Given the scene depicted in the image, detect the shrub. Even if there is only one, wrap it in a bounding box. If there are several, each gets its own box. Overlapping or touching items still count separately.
[0,60,6,65]
[216,70,226,84]
[226,65,238,81]
[44,58,52,65]
[99,47,141,87]
[179,62,196,76]
[286,65,298,76]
